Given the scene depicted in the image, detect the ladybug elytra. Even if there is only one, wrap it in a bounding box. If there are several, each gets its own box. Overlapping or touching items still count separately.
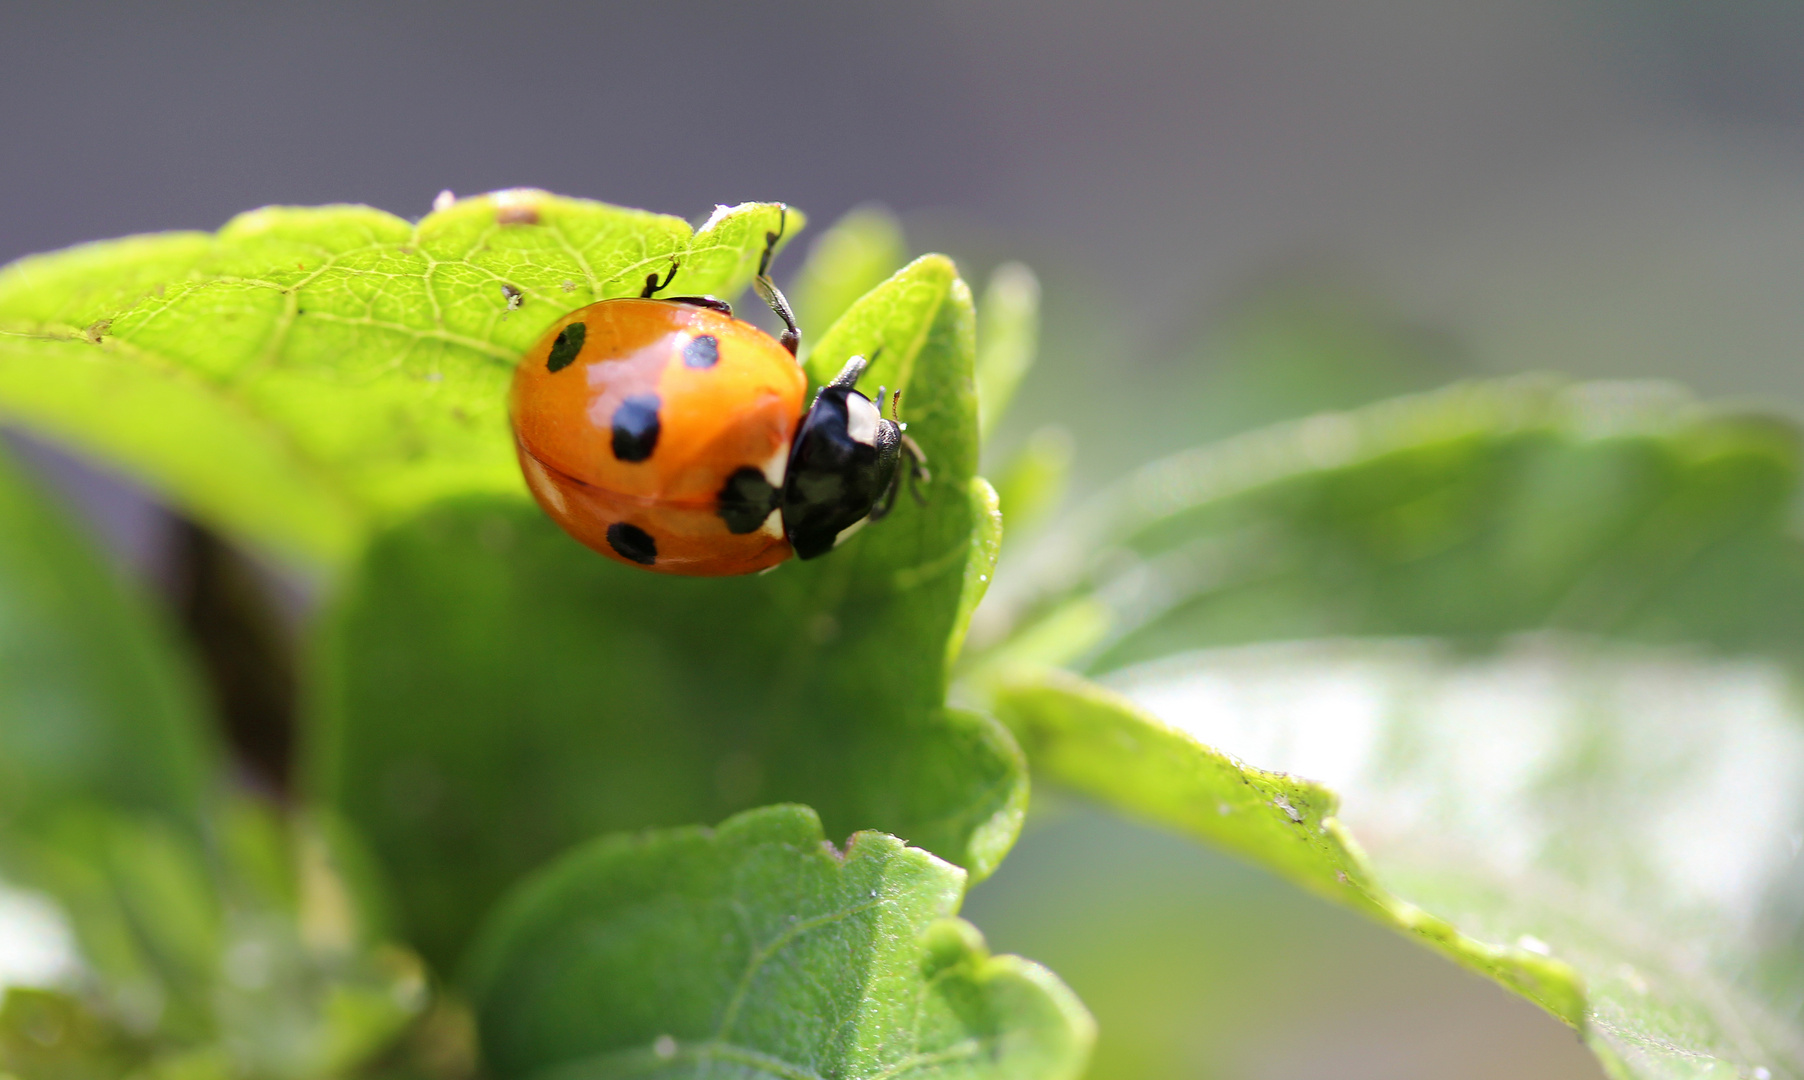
[509,209,927,576]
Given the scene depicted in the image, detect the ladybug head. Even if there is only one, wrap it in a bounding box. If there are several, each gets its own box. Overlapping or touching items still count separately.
[779,355,924,560]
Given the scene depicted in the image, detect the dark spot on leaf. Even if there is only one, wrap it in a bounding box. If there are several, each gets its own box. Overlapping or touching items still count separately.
[496,203,539,225]
[83,318,111,344]
[611,394,661,462]
[546,322,586,373]
[684,335,720,369]
[501,283,523,310]
[717,467,777,533]
[606,522,657,565]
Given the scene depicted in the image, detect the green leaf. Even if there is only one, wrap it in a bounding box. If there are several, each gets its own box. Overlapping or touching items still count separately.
[311,256,1025,971]
[788,205,907,360]
[973,263,1040,440]
[0,444,214,833]
[983,378,1804,675]
[465,804,1093,1080]
[1006,633,1804,1080]
[0,195,795,565]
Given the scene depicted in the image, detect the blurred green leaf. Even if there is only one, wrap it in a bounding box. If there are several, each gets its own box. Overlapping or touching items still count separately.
[0,444,214,837]
[788,205,907,359]
[312,257,1025,972]
[982,378,1804,674]
[9,797,426,1079]
[466,804,1093,1080]
[0,987,148,1080]
[1177,286,1460,443]
[975,377,1804,1078]
[991,426,1072,538]
[1066,636,1804,1080]
[974,262,1040,440]
[0,195,795,565]
[991,670,1586,1025]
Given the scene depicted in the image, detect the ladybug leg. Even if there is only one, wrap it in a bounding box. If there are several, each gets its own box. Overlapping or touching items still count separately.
[828,354,869,389]
[868,465,904,522]
[868,431,930,524]
[827,348,883,391]
[753,205,803,356]
[901,433,931,505]
[660,295,735,315]
[640,261,680,298]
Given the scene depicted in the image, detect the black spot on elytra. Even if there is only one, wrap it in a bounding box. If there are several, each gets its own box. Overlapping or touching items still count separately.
[546,322,586,372]
[716,467,777,534]
[606,522,657,565]
[683,334,720,368]
[611,394,662,462]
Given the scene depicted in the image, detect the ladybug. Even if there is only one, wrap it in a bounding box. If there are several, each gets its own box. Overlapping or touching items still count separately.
[509,211,928,576]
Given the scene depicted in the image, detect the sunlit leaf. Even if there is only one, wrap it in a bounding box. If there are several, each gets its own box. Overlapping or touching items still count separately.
[0,195,795,564]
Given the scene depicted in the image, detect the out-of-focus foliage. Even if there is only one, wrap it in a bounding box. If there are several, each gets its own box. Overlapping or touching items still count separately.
[992,671,1584,1022]
[0,447,212,834]
[968,373,1804,1079]
[312,255,1020,974]
[1099,636,1804,1080]
[975,263,1041,440]
[979,378,1804,673]
[466,804,1093,1080]
[0,444,422,1078]
[0,195,796,564]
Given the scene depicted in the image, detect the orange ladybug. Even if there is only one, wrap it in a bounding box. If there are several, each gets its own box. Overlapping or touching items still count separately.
[509,211,927,576]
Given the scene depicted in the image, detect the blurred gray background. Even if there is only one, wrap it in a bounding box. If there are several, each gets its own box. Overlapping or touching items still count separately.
[9,2,1804,1076]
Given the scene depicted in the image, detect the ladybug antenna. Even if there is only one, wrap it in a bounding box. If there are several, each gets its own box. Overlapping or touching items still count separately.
[753,204,802,356]
[641,260,680,298]
[890,388,903,422]
[875,386,888,416]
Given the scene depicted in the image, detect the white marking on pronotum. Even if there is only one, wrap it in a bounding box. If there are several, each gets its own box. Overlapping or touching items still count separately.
[759,509,783,538]
[761,445,788,488]
[834,516,870,547]
[845,393,881,447]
